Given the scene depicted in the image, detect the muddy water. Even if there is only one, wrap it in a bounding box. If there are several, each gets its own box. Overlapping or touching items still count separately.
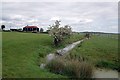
[46,53,55,62]
[56,39,84,55]
[93,68,119,78]
[45,39,84,62]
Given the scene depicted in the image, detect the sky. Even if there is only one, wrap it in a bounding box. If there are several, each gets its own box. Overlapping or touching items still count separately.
[1,2,118,33]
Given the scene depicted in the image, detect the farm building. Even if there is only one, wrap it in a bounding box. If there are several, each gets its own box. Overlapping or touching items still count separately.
[23,26,39,32]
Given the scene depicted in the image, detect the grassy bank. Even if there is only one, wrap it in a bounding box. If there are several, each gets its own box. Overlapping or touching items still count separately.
[0,32,2,77]
[66,35,119,71]
[2,32,83,78]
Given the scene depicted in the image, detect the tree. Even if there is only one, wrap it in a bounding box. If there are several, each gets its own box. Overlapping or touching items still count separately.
[84,33,90,39]
[40,28,44,33]
[49,20,72,46]
[18,28,22,32]
[1,25,5,30]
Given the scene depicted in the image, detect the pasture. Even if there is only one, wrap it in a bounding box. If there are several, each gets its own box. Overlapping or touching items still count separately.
[2,32,83,78]
[2,32,119,78]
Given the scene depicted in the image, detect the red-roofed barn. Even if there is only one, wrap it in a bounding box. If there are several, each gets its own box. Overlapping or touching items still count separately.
[23,26,39,32]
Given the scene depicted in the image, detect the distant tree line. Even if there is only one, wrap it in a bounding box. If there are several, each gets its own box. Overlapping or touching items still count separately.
[1,25,5,30]
[40,28,44,33]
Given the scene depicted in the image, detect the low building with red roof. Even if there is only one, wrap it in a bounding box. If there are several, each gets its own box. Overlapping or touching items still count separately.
[23,25,39,32]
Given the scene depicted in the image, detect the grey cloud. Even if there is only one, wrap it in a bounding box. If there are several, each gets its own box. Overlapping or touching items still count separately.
[1,2,118,33]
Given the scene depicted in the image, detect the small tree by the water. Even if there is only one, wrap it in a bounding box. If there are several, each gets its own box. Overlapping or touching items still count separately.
[49,20,72,46]
[85,33,90,39]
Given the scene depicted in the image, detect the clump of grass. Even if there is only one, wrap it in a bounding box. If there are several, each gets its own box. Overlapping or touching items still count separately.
[45,58,65,74]
[95,60,112,68]
[95,60,120,71]
[45,58,93,78]
[64,59,81,77]
[78,62,93,78]
[64,60,93,78]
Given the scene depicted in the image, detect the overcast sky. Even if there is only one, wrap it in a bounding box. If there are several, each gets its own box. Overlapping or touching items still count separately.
[1,2,118,33]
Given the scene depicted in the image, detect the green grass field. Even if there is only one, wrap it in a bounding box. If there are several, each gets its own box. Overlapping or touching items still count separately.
[66,35,119,71]
[2,32,83,78]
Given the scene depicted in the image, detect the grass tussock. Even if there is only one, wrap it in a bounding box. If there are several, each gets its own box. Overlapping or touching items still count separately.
[45,58,93,78]
[45,58,65,74]
[95,60,120,72]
